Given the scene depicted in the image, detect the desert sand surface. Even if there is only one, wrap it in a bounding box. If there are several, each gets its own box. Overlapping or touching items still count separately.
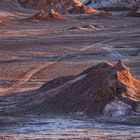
[0,12,140,94]
[0,7,140,139]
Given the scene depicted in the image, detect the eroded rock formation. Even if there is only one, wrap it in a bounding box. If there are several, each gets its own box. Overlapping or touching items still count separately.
[19,0,111,15]
[24,9,64,21]
[129,5,140,17]
[1,61,139,119]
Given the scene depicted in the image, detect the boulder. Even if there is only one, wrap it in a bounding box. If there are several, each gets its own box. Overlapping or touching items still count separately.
[103,100,132,117]
[24,9,64,21]
[0,61,140,116]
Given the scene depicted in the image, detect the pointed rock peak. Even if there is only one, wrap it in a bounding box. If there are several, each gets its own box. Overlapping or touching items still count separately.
[113,60,129,72]
[128,5,140,17]
[23,8,64,22]
[117,60,122,65]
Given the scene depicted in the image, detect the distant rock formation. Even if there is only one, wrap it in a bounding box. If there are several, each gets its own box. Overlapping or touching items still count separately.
[81,0,139,10]
[19,0,111,15]
[20,0,87,12]
[129,5,140,17]
[21,0,64,21]
[23,9,64,21]
[69,4,111,16]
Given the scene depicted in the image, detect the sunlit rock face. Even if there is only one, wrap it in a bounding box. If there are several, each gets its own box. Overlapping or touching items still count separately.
[81,0,139,9]
[2,61,139,116]
[24,9,64,21]
[19,0,83,12]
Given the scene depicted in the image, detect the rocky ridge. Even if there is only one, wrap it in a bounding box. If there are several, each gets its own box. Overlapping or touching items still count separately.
[0,61,139,125]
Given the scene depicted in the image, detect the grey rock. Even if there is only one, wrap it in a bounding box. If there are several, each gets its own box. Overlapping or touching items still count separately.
[103,100,132,117]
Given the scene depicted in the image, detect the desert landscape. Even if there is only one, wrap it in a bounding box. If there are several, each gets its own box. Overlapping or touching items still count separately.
[0,0,140,139]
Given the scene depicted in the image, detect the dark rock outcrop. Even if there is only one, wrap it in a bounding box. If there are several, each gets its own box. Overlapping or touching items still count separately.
[129,5,140,17]
[19,0,111,16]
[0,61,140,125]
[4,61,138,116]
[40,75,75,91]
[23,9,64,21]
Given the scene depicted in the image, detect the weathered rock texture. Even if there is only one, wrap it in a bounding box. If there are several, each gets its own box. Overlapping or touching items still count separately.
[0,0,23,11]
[23,9,64,21]
[129,5,140,17]
[103,100,132,117]
[1,61,139,117]
[82,0,139,9]
[19,0,111,15]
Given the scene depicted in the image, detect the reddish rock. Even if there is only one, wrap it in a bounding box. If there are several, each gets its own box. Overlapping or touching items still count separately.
[20,0,111,16]
[24,9,64,21]
[14,61,140,115]
[20,0,86,12]
[70,5,111,16]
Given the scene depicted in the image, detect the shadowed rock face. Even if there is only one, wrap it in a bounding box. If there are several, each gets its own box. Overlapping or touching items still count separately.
[4,61,138,116]
[129,5,140,17]
[69,4,111,16]
[23,9,64,21]
[20,0,84,11]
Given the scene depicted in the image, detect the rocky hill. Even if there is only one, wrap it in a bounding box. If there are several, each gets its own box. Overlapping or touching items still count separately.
[1,61,139,121]
[129,5,140,16]
[18,0,111,15]
[0,0,24,11]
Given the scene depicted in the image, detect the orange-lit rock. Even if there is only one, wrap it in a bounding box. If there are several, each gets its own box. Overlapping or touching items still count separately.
[24,9,64,21]
[20,0,111,16]
[9,61,139,115]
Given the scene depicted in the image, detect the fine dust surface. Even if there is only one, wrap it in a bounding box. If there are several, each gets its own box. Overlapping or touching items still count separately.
[0,11,140,139]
